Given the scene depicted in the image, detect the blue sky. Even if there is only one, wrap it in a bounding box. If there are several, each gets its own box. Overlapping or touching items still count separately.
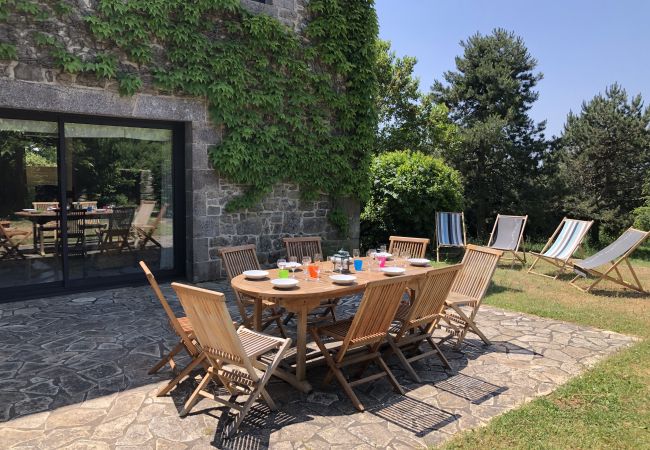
[375,0,650,137]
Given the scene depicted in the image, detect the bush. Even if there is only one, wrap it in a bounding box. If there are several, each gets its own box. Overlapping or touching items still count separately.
[360,150,464,249]
[633,206,650,231]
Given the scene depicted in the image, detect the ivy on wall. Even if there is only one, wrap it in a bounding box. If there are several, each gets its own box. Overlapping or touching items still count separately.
[0,0,379,217]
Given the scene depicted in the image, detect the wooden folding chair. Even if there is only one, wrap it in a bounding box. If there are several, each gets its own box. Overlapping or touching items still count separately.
[0,222,32,260]
[99,206,136,253]
[528,217,593,279]
[570,227,650,294]
[435,211,467,262]
[133,201,165,249]
[310,277,409,411]
[386,264,462,382]
[172,282,291,438]
[440,245,502,348]
[487,214,528,266]
[140,261,207,396]
[33,201,59,254]
[388,236,430,259]
[220,245,287,337]
[283,236,338,323]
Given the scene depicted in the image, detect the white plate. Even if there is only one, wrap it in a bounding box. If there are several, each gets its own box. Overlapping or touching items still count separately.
[408,258,431,267]
[284,262,302,269]
[329,274,357,285]
[271,278,299,289]
[243,270,269,280]
[381,267,406,276]
[375,252,393,259]
[22,208,37,212]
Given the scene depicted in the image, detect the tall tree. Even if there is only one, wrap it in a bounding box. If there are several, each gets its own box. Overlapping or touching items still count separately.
[431,29,547,236]
[560,84,650,241]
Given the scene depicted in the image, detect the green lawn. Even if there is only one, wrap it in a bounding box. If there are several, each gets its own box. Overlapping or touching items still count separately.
[441,255,650,450]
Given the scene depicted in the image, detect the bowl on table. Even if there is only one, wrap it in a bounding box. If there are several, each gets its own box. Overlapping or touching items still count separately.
[284,262,302,269]
[271,278,299,289]
[408,258,431,267]
[375,252,392,260]
[381,267,406,276]
[243,270,269,280]
[329,274,357,285]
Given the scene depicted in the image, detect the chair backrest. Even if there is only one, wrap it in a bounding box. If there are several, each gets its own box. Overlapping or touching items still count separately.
[575,227,650,272]
[172,282,250,369]
[65,209,86,236]
[388,236,430,258]
[340,277,409,355]
[139,261,197,353]
[542,217,593,261]
[283,236,322,260]
[399,264,462,334]
[109,206,136,232]
[74,201,97,209]
[133,200,157,228]
[488,214,527,251]
[436,211,466,246]
[220,244,261,280]
[451,245,503,302]
[33,201,59,211]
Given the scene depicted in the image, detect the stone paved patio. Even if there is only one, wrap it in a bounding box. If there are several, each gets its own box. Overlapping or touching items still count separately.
[0,282,637,449]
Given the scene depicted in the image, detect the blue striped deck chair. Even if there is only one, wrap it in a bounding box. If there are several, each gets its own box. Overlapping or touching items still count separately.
[487,214,528,266]
[528,217,593,279]
[570,227,649,294]
[435,211,466,262]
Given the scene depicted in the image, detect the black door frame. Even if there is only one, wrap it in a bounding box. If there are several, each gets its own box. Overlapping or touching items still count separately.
[0,108,186,302]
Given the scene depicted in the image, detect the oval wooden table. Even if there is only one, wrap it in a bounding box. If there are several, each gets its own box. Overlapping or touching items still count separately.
[231,257,434,392]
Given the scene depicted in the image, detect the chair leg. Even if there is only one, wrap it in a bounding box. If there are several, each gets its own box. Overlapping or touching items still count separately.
[181,365,214,415]
[374,354,405,395]
[425,336,451,369]
[158,353,207,397]
[149,340,185,374]
[387,336,421,383]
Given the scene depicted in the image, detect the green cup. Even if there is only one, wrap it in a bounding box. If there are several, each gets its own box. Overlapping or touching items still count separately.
[278,269,289,278]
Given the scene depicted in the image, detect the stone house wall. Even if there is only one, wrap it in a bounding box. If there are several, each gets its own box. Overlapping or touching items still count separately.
[0,0,360,282]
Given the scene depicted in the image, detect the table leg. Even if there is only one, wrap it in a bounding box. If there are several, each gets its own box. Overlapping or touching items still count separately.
[296,303,308,382]
[39,224,45,256]
[253,298,263,331]
[32,222,38,252]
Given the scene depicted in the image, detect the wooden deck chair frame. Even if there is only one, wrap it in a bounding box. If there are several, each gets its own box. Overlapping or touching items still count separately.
[435,211,467,262]
[220,245,287,337]
[283,236,338,323]
[0,222,32,260]
[388,235,430,259]
[569,228,650,294]
[171,283,291,438]
[385,264,462,382]
[440,245,503,349]
[310,277,409,411]
[135,203,167,249]
[487,214,528,267]
[528,217,593,279]
[139,261,207,396]
[99,206,136,253]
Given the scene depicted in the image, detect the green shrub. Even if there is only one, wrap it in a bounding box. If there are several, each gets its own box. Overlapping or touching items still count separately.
[633,206,650,231]
[361,150,463,249]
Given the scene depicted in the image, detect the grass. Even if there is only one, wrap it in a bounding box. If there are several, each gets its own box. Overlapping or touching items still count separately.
[441,255,650,450]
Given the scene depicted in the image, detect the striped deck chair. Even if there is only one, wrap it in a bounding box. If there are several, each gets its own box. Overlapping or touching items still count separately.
[435,211,467,262]
[570,227,649,294]
[528,217,593,279]
[487,214,528,266]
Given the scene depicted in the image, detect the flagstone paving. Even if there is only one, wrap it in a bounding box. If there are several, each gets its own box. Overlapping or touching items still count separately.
[0,282,637,449]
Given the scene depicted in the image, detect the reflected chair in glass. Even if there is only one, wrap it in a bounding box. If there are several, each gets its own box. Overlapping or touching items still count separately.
[220,244,287,338]
[98,206,136,253]
[134,203,166,249]
[139,261,207,396]
[33,201,59,255]
[0,222,32,260]
[385,264,461,382]
[56,209,87,257]
[172,282,291,438]
[310,277,409,411]
[75,201,105,236]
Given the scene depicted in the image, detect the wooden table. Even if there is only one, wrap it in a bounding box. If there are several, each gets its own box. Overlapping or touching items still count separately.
[15,209,113,255]
[231,257,433,392]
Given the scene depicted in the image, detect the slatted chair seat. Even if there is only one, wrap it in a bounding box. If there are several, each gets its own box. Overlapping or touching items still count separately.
[172,283,291,438]
[177,316,194,334]
[440,245,502,349]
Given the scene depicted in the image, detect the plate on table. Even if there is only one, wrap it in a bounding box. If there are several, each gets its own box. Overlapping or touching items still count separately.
[329,274,357,285]
[408,258,431,267]
[375,252,392,259]
[284,262,302,269]
[22,208,37,212]
[243,270,269,280]
[271,278,299,289]
[381,267,406,276]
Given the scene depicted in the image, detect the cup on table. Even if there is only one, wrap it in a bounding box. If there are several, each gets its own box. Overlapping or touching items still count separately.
[278,268,290,278]
[378,255,387,268]
[302,256,311,279]
[354,259,363,271]
[308,264,318,280]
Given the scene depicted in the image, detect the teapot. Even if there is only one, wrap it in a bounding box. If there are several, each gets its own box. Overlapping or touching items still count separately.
[333,249,352,273]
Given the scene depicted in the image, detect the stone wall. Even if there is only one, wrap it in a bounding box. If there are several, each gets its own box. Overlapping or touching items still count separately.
[0,0,361,283]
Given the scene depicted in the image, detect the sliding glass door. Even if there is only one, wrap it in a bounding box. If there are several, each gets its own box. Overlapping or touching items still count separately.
[0,111,184,300]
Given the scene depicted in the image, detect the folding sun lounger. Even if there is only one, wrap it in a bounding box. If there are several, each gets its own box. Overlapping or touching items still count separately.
[487,214,528,266]
[528,217,593,279]
[570,227,649,294]
[435,211,466,262]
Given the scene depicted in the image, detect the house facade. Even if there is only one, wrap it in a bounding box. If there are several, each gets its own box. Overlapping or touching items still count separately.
[0,0,360,301]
